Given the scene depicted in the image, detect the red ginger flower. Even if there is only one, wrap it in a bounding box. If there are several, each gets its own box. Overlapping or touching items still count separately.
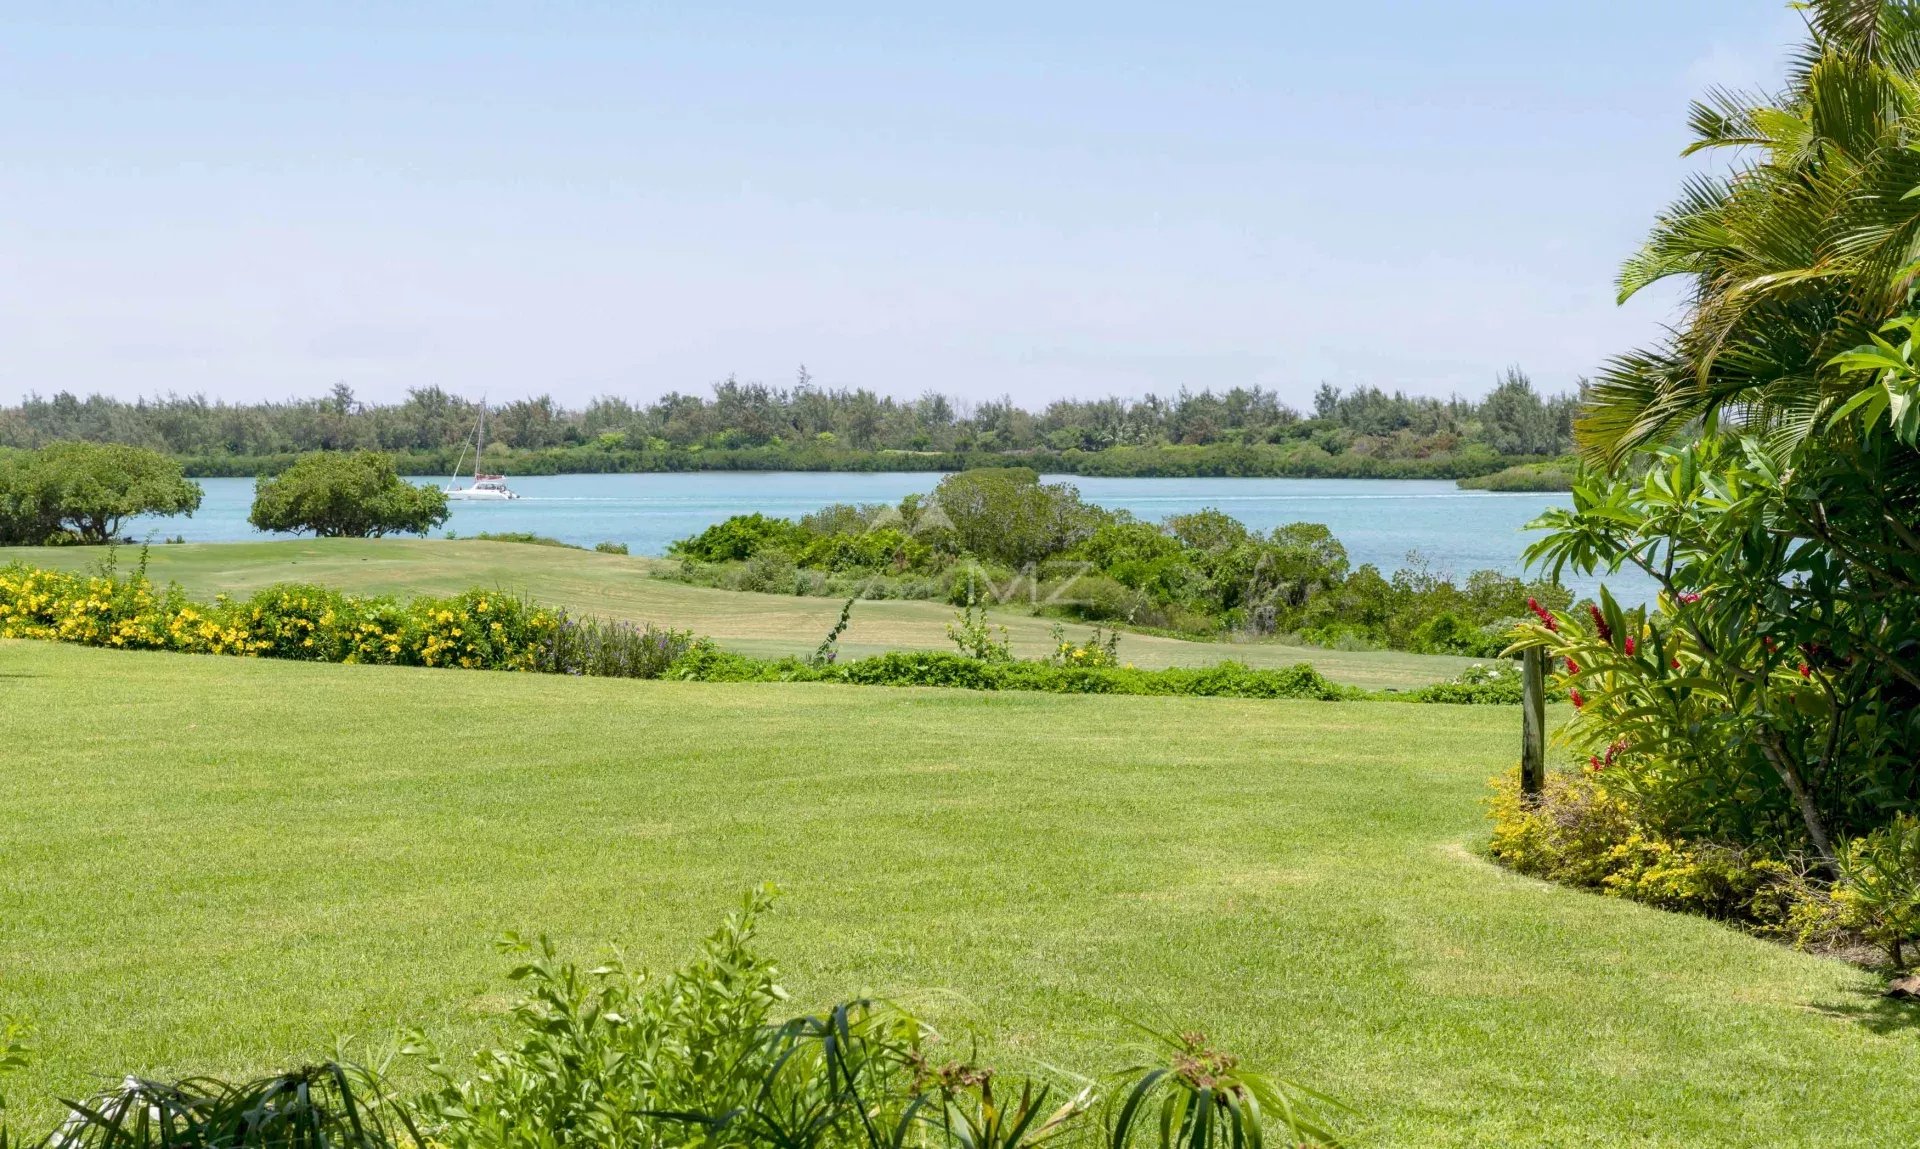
[1624,636,1636,656]
[1570,688,1585,709]
[1527,597,1557,632]
[1566,657,1580,675]
[1678,591,1702,605]
[1588,604,1613,645]
[1799,662,1812,679]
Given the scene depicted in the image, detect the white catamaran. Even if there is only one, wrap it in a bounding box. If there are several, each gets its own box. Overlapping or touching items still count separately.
[445,400,520,501]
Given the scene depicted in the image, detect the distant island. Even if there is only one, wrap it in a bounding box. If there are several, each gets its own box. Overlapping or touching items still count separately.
[0,369,1580,489]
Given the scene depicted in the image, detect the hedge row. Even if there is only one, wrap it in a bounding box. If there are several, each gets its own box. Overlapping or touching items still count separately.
[0,562,692,678]
[0,561,1520,705]
[667,643,1522,705]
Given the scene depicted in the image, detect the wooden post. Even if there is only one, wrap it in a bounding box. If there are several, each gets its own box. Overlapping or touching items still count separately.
[1521,647,1547,799]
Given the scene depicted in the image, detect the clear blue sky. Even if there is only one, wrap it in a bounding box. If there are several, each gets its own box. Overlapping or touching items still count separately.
[0,1,1802,408]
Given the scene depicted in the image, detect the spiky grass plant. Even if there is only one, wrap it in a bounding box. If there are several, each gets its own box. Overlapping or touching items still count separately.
[1107,1030,1351,1149]
[50,1063,417,1149]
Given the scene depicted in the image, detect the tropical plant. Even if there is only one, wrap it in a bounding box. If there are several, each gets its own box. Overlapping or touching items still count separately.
[49,1063,417,1149]
[1833,812,1920,967]
[0,1017,28,1149]
[1582,0,1920,467]
[1106,1029,1349,1149]
[249,451,449,538]
[1517,2,1920,876]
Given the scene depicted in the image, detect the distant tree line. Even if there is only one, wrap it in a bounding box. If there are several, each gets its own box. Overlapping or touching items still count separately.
[0,368,1578,471]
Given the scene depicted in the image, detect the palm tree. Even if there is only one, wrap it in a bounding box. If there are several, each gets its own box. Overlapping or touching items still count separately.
[1582,0,1920,466]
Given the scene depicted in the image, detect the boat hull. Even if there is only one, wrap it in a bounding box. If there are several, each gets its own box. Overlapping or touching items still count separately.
[444,488,519,501]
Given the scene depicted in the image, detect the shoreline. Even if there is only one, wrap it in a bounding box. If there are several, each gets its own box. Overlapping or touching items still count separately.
[159,445,1574,489]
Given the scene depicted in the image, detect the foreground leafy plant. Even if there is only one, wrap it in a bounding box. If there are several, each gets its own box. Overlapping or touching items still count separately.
[49,1063,417,1149]
[0,1018,29,1149]
[1108,1029,1349,1149]
[405,890,1351,1149]
[1833,814,1920,969]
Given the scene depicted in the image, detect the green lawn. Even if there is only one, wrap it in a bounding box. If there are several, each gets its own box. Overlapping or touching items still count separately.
[2,641,1915,1146]
[0,539,1478,690]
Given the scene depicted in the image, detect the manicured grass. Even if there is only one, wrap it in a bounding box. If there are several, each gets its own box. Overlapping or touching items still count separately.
[2,641,1915,1146]
[0,540,1481,689]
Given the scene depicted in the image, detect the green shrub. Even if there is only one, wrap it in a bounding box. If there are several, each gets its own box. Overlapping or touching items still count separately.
[406,888,1349,1149]
[670,512,808,562]
[1833,815,1920,968]
[836,650,1000,689]
[1046,621,1122,668]
[1404,662,1524,705]
[593,540,629,554]
[661,493,1568,660]
[663,639,781,682]
[1042,571,1149,623]
[250,451,448,539]
[732,549,801,594]
[662,645,1354,703]
[945,594,1012,661]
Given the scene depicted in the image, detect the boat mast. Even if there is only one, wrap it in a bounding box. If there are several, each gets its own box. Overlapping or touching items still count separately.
[475,399,486,480]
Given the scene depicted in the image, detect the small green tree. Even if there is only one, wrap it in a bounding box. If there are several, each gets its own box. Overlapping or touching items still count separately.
[931,468,1103,567]
[0,450,63,545]
[250,451,449,538]
[26,442,202,544]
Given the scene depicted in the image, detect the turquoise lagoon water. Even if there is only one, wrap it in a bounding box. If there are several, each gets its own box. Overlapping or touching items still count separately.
[125,473,1645,601]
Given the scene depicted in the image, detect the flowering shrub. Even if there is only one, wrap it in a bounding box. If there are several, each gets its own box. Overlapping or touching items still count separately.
[0,562,691,680]
[1046,621,1122,668]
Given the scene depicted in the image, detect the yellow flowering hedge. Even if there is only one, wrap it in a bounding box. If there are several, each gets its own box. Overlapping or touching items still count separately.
[0,563,561,671]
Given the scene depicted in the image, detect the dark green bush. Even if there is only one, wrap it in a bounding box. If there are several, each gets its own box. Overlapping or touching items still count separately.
[670,513,809,562]
[664,644,1357,702]
[250,452,447,539]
